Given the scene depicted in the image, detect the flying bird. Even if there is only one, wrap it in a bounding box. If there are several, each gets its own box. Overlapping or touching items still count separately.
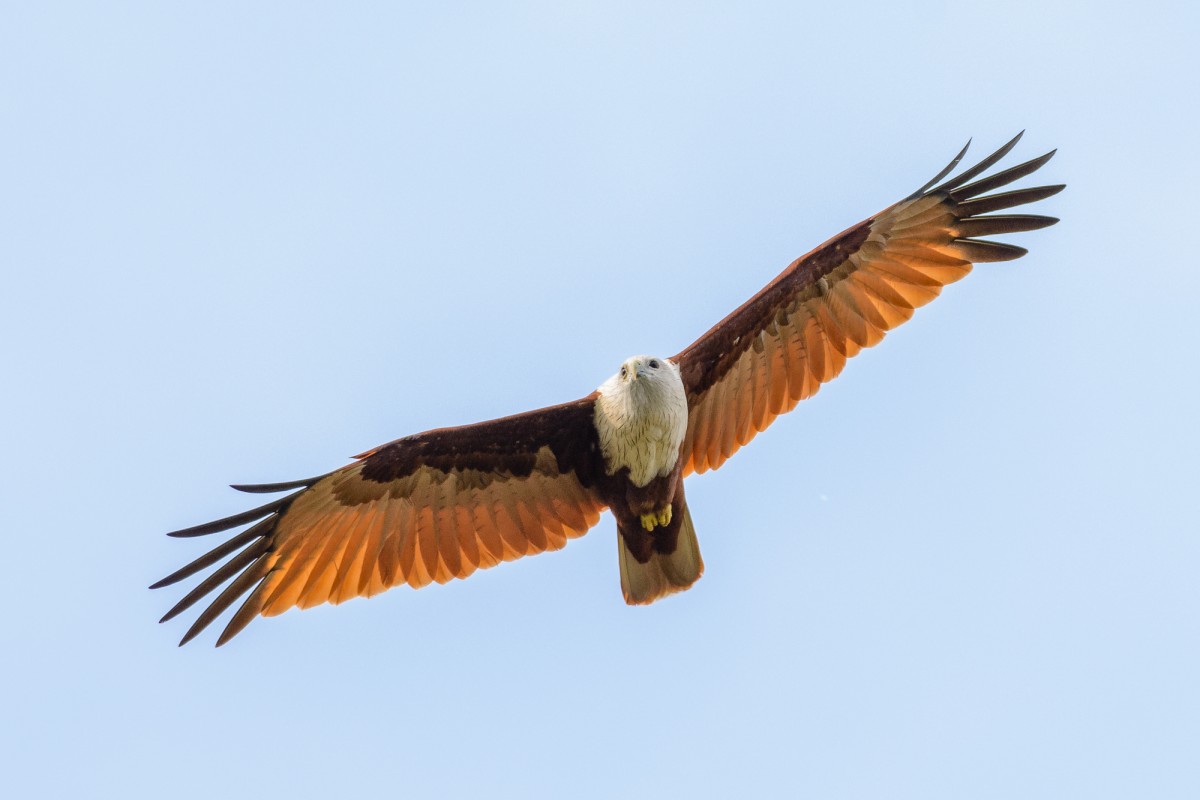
[154,133,1062,646]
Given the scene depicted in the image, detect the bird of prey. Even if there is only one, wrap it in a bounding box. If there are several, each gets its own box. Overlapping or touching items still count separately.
[154,133,1062,646]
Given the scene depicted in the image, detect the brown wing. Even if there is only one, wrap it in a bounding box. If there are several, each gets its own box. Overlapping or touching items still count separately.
[673,133,1063,475]
[153,396,607,646]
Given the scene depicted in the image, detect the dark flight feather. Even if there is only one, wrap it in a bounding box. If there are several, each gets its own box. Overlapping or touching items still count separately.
[672,135,1062,474]
[931,131,1025,193]
[950,150,1057,200]
[165,492,302,538]
[230,476,327,494]
[155,134,1063,645]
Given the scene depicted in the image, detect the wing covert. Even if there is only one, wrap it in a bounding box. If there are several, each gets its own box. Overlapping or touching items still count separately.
[153,396,607,646]
[673,133,1063,474]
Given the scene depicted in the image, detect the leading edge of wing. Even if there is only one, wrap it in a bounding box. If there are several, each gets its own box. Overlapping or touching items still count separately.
[153,395,606,646]
[672,134,1064,474]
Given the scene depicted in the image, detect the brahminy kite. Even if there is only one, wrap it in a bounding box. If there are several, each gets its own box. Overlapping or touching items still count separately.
[154,133,1062,645]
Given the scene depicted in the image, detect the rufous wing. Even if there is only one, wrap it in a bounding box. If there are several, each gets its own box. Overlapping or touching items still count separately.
[674,133,1062,474]
[154,397,607,646]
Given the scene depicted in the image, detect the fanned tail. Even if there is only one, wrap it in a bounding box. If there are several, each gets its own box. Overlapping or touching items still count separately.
[618,504,704,605]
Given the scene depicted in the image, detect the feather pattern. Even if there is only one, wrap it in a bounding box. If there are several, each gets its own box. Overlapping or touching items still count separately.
[155,134,1062,646]
[674,136,1062,474]
[155,399,607,645]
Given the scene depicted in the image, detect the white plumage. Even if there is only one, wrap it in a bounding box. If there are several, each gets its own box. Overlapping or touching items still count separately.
[593,355,689,487]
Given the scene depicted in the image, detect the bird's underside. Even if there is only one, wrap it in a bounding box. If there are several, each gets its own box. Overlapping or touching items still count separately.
[154,133,1063,646]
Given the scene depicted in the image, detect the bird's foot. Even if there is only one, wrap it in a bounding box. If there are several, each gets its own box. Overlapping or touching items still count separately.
[639,505,673,531]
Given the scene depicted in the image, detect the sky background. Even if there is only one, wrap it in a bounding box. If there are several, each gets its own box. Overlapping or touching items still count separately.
[3,2,1198,797]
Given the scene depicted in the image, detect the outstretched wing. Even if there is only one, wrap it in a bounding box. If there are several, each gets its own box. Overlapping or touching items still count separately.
[153,396,607,646]
[673,133,1063,474]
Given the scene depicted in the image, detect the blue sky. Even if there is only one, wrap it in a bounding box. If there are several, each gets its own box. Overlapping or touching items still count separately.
[3,2,1198,797]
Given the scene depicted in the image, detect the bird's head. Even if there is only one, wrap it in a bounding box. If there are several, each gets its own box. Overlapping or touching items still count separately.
[601,355,684,400]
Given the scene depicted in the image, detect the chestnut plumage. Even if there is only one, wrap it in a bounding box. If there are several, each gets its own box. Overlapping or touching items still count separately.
[155,133,1062,645]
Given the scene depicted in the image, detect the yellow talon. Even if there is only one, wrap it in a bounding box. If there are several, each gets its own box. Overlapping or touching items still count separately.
[639,506,673,531]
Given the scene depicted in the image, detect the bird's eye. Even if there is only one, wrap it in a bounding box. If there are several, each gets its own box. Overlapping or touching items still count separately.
[649,360,659,369]
[620,366,628,378]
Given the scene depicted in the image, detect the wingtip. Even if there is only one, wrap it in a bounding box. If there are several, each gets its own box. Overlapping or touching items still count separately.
[908,137,973,199]
[949,137,972,167]
[230,476,325,494]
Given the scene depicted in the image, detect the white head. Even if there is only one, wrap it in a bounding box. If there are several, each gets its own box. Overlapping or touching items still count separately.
[594,355,690,483]
[598,355,685,405]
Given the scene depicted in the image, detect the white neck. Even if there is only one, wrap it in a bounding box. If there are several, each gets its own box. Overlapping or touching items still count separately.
[594,358,689,487]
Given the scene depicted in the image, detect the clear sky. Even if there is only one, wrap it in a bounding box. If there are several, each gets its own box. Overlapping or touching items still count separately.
[3,2,1198,797]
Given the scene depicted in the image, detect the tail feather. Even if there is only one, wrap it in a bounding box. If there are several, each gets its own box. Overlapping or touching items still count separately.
[619,504,704,605]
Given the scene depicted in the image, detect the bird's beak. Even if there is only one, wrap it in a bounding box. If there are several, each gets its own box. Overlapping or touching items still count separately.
[633,365,646,381]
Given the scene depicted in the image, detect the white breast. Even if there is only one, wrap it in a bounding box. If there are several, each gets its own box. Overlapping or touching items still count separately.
[593,360,689,487]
